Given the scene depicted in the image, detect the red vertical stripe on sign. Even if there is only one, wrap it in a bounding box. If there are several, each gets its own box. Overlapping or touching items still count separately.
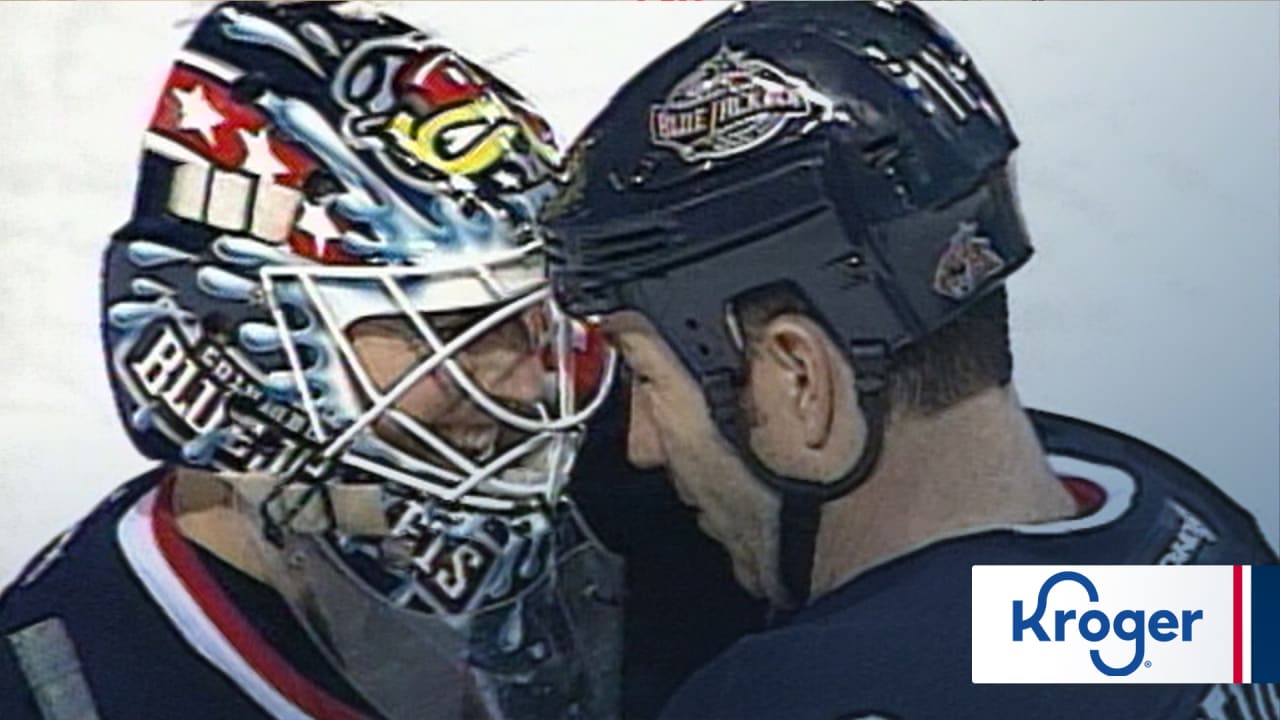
[1233,564,1243,683]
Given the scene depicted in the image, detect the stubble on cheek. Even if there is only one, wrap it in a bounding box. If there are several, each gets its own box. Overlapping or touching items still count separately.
[668,435,780,601]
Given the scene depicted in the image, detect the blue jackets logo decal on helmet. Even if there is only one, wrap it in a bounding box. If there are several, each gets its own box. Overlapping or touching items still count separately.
[649,46,837,163]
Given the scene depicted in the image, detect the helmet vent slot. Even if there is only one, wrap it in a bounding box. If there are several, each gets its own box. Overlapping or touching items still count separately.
[861,134,902,170]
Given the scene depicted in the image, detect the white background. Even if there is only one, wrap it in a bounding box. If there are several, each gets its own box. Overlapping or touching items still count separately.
[0,2,1276,584]
[971,565,1236,684]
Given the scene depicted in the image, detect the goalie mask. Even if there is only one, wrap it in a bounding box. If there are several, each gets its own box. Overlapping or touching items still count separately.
[101,3,619,718]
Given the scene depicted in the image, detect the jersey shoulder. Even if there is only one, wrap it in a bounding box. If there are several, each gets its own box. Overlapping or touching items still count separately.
[661,413,1278,720]
[0,468,270,720]
[0,469,163,623]
[1030,410,1278,566]
[662,565,1262,720]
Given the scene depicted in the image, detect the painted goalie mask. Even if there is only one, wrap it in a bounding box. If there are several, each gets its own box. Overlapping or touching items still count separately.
[102,3,620,718]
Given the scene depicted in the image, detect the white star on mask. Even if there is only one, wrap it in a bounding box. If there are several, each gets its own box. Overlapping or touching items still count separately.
[296,200,342,256]
[238,127,289,179]
[172,85,225,145]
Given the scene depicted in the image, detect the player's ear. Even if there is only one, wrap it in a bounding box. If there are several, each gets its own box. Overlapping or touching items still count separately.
[754,313,836,450]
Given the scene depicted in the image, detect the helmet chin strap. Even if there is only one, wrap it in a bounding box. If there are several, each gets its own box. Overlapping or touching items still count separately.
[220,471,391,539]
[702,343,890,608]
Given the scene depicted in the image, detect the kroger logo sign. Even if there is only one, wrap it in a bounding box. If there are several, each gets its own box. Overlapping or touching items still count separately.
[1011,571,1203,676]
[971,566,1261,684]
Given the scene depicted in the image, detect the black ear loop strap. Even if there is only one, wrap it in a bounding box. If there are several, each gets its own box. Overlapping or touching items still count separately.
[703,344,889,608]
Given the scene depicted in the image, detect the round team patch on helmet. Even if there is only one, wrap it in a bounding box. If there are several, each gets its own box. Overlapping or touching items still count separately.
[931,221,1008,301]
[649,46,837,163]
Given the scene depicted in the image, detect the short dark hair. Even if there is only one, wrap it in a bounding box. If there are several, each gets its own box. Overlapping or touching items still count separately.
[735,284,1013,415]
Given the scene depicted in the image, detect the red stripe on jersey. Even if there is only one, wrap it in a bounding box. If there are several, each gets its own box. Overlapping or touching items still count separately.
[1233,564,1243,683]
[1060,476,1106,517]
[150,475,368,720]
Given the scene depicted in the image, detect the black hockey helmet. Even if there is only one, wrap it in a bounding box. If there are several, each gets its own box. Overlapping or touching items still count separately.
[546,1,1031,604]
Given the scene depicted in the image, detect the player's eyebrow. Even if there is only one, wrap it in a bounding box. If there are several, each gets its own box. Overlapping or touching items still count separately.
[595,311,649,336]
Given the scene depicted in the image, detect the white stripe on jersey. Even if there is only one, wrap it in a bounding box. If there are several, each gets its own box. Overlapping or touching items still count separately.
[116,488,313,720]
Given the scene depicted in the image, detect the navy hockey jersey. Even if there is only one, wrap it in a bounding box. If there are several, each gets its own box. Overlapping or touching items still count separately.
[0,469,376,720]
[660,411,1280,720]
[0,389,764,720]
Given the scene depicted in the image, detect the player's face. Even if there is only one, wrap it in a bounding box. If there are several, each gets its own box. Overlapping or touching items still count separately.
[599,311,786,604]
[347,307,548,463]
